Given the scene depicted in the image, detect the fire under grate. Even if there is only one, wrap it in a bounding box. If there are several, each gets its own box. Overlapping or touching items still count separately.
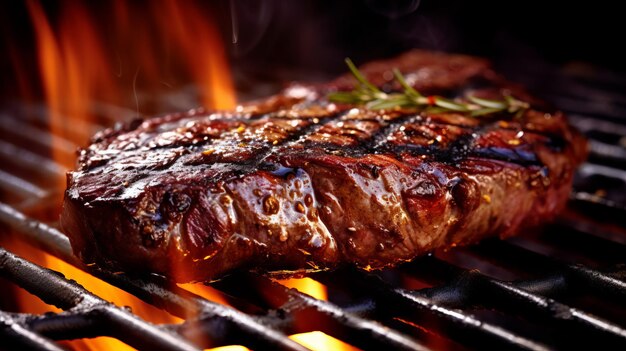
[1,63,626,350]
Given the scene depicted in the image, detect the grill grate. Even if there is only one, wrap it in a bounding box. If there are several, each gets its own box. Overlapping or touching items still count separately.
[1,62,626,350]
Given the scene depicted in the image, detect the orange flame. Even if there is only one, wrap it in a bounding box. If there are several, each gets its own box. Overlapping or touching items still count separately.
[156,0,236,110]
[26,0,125,169]
[281,278,360,351]
[24,0,235,168]
[207,278,359,351]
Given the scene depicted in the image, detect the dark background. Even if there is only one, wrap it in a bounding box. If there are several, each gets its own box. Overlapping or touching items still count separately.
[1,0,623,104]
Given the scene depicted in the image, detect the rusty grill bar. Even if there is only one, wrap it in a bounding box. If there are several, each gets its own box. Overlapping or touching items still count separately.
[1,63,626,350]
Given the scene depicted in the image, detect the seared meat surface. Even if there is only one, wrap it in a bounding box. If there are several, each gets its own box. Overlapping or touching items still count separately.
[61,50,586,282]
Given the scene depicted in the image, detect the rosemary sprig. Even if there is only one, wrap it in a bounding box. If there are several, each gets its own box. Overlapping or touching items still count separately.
[328,58,529,118]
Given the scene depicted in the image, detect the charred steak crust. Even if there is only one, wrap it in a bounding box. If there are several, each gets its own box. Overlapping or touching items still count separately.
[61,50,586,282]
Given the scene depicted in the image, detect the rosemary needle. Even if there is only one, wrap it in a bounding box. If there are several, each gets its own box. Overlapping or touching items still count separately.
[328,58,529,118]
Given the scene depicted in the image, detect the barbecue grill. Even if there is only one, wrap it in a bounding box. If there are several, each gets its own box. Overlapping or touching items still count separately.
[1,1,626,350]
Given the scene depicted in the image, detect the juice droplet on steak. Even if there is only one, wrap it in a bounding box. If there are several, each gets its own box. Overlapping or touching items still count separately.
[295,202,306,213]
[304,194,313,206]
[263,195,280,215]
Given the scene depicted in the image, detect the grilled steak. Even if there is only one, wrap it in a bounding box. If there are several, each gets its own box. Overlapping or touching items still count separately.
[61,50,587,282]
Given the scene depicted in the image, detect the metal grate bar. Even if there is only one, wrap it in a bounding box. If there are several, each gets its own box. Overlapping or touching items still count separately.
[323,269,552,351]
[0,311,66,351]
[569,192,626,213]
[0,169,49,200]
[472,240,626,301]
[212,274,430,351]
[0,116,77,157]
[577,163,626,183]
[0,247,201,351]
[4,103,107,131]
[0,203,311,351]
[0,140,66,178]
[19,311,102,340]
[402,256,626,347]
[569,115,626,138]
[120,280,311,351]
[564,264,626,300]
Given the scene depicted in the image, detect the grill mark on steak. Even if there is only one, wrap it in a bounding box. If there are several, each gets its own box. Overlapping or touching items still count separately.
[288,115,544,168]
[90,109,555,183]
[349,114,568,151]
[369,114,423,150]
[61,50,587,282]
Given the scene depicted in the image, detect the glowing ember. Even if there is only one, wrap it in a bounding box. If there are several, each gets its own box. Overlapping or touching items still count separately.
[279,278,359,351]
[279,277,328,300]
[290,331,360,351]
[204,278,359,351]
